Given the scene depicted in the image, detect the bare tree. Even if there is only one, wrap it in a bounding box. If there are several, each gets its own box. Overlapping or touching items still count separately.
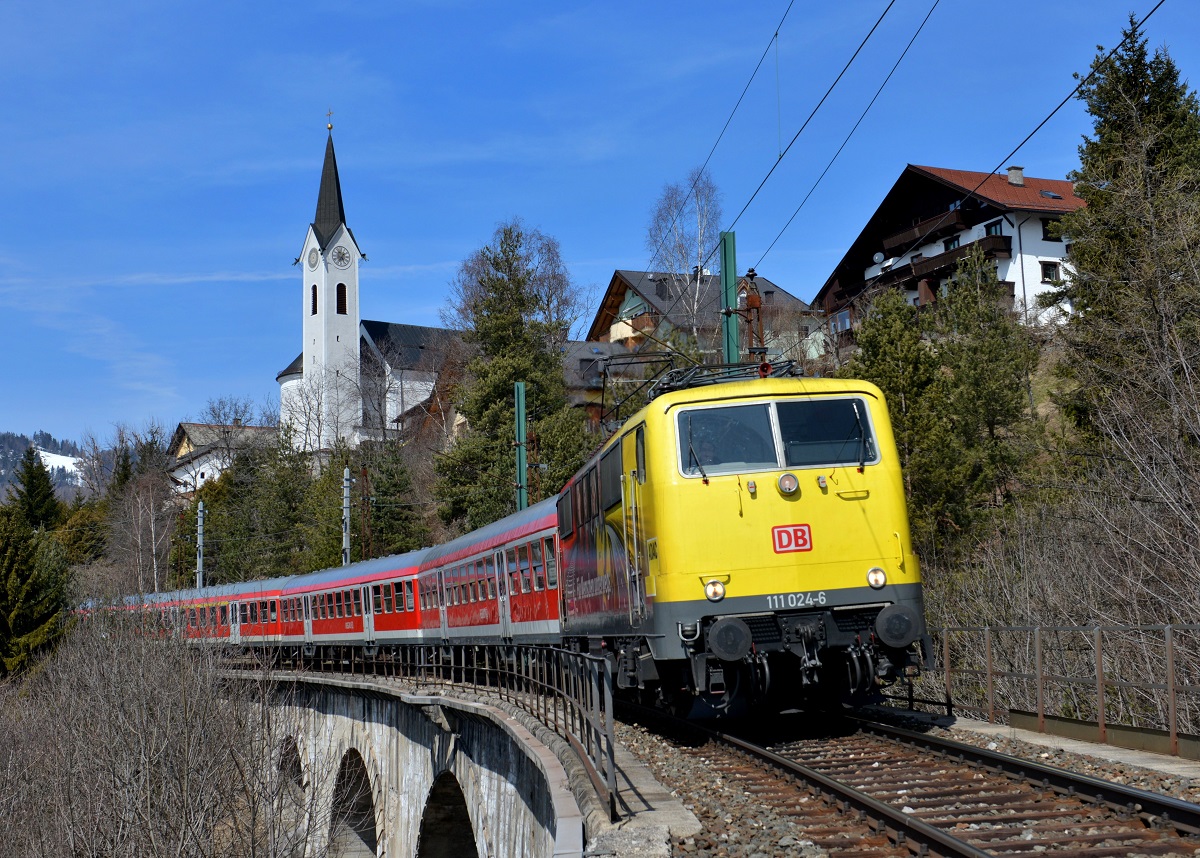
[441,217,591,353]
[107,422,175,593]
[645,166,724,350]
[0,614,338,857]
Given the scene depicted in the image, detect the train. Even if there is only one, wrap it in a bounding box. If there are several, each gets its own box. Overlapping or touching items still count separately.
[126,368,930,713]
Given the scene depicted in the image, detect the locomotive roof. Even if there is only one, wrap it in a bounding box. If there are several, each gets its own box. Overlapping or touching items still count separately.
[421,496,558,569]
[643,375,884,415]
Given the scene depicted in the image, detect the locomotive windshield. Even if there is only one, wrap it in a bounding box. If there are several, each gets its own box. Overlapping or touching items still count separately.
[679,397,878,475]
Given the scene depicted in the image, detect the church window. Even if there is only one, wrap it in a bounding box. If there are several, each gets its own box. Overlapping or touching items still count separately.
[337,283,347,315]
[311,285,317,315]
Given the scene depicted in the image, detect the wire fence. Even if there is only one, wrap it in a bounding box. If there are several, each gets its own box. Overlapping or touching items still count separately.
[898,625,1200,758]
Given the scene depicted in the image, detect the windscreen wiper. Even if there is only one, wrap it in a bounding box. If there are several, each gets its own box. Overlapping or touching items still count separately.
[852,402,866,471]
[686,415,708,484]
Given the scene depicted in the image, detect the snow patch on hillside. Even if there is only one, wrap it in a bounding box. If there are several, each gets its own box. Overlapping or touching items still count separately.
[37,449,80,483]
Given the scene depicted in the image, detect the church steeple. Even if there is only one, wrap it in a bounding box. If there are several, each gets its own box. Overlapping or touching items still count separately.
[312,131,347,250]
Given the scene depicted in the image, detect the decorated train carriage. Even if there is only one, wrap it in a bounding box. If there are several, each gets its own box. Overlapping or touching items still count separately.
[278,550,426,652]
[558,374,929,709]
[418,497,561,644]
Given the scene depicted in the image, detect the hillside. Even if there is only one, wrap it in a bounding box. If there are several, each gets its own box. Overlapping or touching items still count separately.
[0,432,82,497]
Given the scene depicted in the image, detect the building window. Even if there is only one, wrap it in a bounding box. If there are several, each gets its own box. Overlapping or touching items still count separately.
[985,220,1003,236]
[1040,261,1060,283]
[1041,218,1062,241]
[311,284,317,315]
[336,283,347,315]
[943,236,960,252]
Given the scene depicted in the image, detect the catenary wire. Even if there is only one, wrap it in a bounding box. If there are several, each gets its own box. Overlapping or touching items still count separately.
[643,1,798,280]
[754,0,941,270]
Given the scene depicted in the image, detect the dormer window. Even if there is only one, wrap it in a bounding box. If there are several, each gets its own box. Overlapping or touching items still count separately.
[311,284,318,315]
[337,283,347,315]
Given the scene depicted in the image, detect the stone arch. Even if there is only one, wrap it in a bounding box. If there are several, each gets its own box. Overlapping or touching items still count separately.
[329,748,378,857]
[278,736,307,816]
[416,771,479,858]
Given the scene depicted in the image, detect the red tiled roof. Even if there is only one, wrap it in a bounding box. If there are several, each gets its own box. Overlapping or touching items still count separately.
[911,165,1084,214]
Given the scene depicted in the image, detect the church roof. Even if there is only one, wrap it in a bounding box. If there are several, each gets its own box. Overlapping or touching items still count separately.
[276,321,465,382]
[312,133,354,251]
[361,320,465,371]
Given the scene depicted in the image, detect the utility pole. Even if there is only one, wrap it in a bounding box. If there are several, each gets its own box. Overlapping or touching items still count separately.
[196,500,205,589]
[720,231,739,363]
[514,382,528,510]
[342,467,351,566]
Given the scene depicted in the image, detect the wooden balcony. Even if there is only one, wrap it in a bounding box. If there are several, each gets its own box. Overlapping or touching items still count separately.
[882,209,968,254]
[911,234,1012,278]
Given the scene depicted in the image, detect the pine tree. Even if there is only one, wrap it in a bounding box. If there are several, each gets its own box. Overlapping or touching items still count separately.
[845,248,1038,563]
[361,441,429,558]
[435,221,591,530]
[0,507,69,677]
[7,446,61,531]
[1051,18,1200,433]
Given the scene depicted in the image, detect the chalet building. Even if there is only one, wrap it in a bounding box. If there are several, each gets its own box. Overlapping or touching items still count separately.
[586,269,816,364]
[814,164,1085,342]
[166,421,276,495]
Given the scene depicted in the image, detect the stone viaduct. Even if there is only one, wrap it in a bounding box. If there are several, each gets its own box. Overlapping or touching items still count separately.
[256,674,695,858]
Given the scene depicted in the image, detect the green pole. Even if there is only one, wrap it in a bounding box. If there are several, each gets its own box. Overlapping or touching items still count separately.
[720,231,739,364]
[514,381,528,510]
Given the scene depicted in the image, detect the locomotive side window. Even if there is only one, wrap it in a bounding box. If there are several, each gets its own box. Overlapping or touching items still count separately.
[544,536,558,587]
[557,489,574,537]
[352,590,362,617]
[220,605,228,625]
[777,398,878,467]
[405,580,415,611]
[600,445,622,511]
[635,426,646,484]
[270,600,277,623]
[249,602,258,625]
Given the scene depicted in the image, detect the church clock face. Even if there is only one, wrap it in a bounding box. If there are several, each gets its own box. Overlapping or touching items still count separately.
[331,245,352,268]
[307,248,319,269]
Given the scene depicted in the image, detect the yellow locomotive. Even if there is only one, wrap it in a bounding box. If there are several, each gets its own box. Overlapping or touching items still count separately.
[558,368,928,712]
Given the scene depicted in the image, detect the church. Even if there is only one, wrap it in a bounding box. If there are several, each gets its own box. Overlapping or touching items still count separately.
[277,130,463,452]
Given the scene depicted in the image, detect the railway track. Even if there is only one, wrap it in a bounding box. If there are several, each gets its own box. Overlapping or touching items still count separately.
[620,705,1200,856]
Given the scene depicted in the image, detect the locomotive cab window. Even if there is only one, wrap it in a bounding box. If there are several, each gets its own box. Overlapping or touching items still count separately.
[678,397,879,475]
[777,398,878,468]
[679,403,776,475]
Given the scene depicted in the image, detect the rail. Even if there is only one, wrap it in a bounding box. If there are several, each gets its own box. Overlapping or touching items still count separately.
[895,624,1200,759]
[292,644,619,820]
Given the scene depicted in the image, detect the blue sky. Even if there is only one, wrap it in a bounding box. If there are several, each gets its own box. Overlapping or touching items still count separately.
[3,0,1196,443]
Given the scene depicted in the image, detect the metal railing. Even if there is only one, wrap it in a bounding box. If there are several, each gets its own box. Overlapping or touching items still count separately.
[292,644,619,819]
[900,625,1200,758]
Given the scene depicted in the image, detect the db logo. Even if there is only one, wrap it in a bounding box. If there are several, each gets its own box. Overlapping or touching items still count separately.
[772,524,812,553]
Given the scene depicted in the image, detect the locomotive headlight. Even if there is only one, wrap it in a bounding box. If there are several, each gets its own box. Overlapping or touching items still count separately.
[704,579,726,602]
[867,567,887,589]
[778,473,799,495]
